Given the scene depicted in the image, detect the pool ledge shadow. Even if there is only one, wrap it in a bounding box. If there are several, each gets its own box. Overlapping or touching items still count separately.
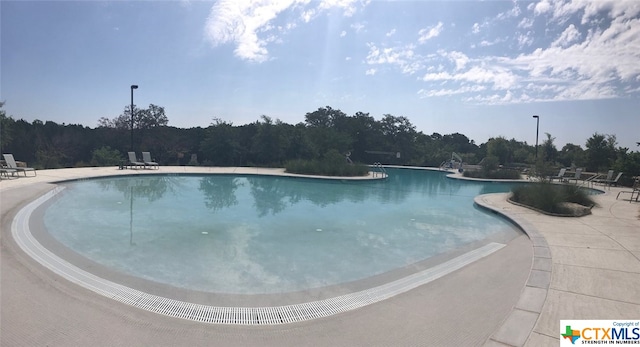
[474,193,551,347]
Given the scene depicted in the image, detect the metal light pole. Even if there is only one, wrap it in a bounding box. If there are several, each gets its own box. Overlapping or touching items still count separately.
[533,115,539,161]
[130,85,138,152]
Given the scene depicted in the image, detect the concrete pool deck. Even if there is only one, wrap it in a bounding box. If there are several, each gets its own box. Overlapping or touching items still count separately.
[1,166,639,346]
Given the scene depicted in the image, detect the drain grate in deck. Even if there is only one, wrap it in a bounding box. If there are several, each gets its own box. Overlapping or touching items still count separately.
[13,187,505,325]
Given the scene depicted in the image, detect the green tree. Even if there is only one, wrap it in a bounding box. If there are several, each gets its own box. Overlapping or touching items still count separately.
[613,150,640,186]
[98,103,168,130]
[558,143,586,168]
[541,133,558,164]
[0,102,14,153]
[304,106,345,128]
[283,123,315,161]
[506,138,532,164]
[137,104,169,129]
[250,116,289,165]
[200,118,241,166]
[486,137,512,165]
[379,114,417,164]
[90,146,123,166]
[442,133,477,154]
[585,133,616,172]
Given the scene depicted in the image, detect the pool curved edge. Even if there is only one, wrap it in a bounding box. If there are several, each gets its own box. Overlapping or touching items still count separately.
[474,193,551,346]
[50,166,389,185]
[445,170,607,195]
[11,184,508,326]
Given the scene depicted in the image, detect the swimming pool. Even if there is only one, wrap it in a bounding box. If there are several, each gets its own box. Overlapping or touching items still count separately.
[42,168,522,295]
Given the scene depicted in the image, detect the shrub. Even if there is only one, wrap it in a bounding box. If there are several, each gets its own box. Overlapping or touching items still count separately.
[510,182,595,215]
[482,156,500,174]
[462,155,522,179]
[463,169,521,179]
[90,146,122,166]
[285,150,369,176]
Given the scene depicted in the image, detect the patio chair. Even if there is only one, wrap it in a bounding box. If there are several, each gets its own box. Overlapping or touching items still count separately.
[581,174,600,188]
[127,152,145,169]
[616,177,639,203]
[1,168,18,179]
[600,172,623,188]
[548,168,567,182]
[3,154,36,176]
[567,168,583,184]
[142,152,159,169]
[593,170,614,185]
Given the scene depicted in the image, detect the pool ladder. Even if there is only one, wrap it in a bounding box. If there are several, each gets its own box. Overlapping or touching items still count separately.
[372,162,387,178]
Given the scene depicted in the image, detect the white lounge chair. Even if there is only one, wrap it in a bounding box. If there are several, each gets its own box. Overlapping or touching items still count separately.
[142,152,159,169]
[567,168,583,184]
[1,168,18,179]
[593,170,613,185]
[127,152,145,169]
[548,168,567,182]
[3,154,36,176]
[600,172,623,188]
[616,177,639,202]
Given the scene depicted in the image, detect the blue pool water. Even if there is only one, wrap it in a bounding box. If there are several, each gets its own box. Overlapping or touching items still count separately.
[43,169,521,294]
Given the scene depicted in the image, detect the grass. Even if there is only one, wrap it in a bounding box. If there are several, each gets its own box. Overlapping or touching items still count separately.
[510,182,595,215]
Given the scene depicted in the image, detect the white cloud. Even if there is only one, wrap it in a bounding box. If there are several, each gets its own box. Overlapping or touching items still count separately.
[533,0,552,16]
[418,85,487,98]
[468,4,639,103]
[351,22,366,33]
[365,43,425,75]
[534,0,640,26]
[551,24,581,48]
[518,17,534,29]
[442,51,469,71]
[400,1,640,105]
[421,65,518,90]
[517,32,534,48]
[478,38,504,47]
[204,0,303,62]
[357,2,636,105]
[522,12,640,82]
[301,9,314,23]
[472,23,480,34]
[366,68,376,75]
[340,30,347,37]
[386,29,396,37]
[317,0,370,17]
[204,0,369,63]
[418,22,443,43]
[496,0,521,20]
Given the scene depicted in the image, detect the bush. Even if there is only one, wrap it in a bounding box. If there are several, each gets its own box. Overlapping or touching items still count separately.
[510,182,595,215]
[285,150,369,176]
[463,169,521,179]
[462,155,522,179]
[482,156,500,173]
[90,146,122,166]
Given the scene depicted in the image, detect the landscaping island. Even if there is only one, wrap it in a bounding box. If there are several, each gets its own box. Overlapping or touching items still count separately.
[509,182,595,217]
[284,150,370,177]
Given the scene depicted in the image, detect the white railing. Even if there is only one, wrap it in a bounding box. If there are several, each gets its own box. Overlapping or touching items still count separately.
[372,162,387,178]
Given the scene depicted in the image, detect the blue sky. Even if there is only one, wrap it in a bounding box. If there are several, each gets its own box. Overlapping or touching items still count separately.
[2,0,639,149]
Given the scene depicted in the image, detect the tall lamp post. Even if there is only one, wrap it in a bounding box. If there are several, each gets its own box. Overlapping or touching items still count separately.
[533,115,539,161]
[130,85,138,152]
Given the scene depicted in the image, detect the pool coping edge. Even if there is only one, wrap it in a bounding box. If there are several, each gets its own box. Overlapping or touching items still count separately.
[474,193,551,347]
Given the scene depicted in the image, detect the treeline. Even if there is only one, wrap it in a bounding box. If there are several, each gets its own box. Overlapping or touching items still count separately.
[1,104,639,184]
